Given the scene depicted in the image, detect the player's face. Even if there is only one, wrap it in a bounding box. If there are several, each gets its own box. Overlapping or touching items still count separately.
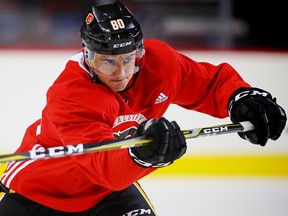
[88,51,136,92]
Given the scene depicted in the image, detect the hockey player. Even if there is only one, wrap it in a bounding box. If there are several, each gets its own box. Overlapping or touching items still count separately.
[0,1,286,215]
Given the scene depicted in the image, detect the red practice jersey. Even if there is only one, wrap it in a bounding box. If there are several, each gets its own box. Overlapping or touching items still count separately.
[1,40,251,212]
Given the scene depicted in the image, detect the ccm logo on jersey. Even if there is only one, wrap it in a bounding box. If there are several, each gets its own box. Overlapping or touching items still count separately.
[29,144,84,159]
[113,41,132,48]
[203,126,228,134]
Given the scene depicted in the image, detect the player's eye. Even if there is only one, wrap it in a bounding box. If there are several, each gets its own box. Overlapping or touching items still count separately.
[123,57,134,64]
[103,59,117,66]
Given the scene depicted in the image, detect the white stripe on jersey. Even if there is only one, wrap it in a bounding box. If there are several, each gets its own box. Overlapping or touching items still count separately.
[1,144,45,188]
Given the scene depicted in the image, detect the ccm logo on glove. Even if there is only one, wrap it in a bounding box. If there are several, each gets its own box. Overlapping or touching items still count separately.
[228,89,269,113]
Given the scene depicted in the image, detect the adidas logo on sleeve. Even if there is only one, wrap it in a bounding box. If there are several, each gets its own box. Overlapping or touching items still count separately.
[155,92,168,104]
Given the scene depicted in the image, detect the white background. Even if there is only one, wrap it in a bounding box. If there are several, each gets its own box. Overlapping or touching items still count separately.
[0,50,288,215]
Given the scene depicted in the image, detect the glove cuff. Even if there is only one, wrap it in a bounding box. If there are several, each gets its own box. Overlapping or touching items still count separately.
[128,148,172,168]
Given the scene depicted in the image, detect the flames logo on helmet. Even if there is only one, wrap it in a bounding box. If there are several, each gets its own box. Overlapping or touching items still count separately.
[85,13,94,25]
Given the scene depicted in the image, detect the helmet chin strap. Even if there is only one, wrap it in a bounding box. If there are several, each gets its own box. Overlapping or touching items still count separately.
[82,59,101,84]
[89,70,101,84]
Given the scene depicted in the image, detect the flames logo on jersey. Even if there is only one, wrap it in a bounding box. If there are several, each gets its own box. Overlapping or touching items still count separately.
[113,114,147,140]
[113,126,137,140]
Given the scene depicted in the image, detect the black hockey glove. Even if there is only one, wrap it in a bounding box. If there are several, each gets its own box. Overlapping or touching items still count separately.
[228,87,287,146]
[129,117,187,168]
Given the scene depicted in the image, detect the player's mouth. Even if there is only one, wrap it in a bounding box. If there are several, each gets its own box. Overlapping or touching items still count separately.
[111,78,126,82]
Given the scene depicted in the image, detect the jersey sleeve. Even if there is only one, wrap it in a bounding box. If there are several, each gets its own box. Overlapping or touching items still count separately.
[171,49,251,118]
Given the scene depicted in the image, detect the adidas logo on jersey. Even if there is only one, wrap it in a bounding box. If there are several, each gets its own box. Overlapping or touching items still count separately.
[155,92,168,104]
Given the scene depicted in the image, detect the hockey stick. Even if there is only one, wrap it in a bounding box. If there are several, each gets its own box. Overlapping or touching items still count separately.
[0,121,254,164]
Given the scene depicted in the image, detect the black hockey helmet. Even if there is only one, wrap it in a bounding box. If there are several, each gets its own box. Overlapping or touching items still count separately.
[80,1,144,55]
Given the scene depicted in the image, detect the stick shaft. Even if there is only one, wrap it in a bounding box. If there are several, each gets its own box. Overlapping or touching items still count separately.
[0,121,254,164]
